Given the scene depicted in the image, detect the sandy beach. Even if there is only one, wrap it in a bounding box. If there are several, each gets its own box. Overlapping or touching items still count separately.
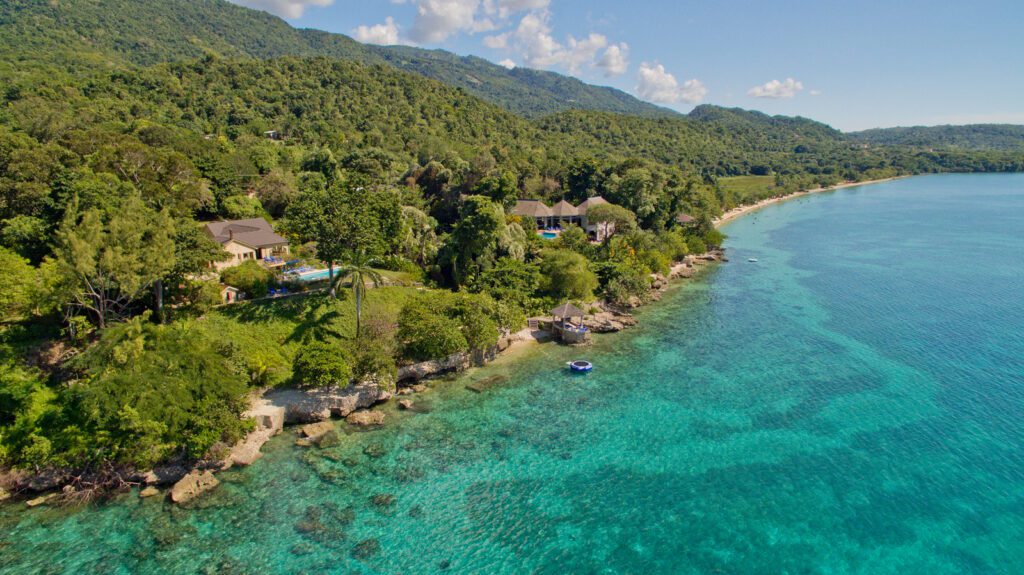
[714,176,907,228]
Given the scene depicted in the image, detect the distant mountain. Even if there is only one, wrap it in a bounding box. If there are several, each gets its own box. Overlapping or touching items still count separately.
[688,105,843,139]
[0,0,675,118]
[848,125,1024,151]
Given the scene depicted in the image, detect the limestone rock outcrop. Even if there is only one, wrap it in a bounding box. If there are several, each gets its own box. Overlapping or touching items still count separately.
[170,470,220,504]
[265,382,392,424]
[346,410,385,426]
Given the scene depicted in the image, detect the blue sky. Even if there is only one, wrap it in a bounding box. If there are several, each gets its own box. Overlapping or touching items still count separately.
[232,0,1024,131]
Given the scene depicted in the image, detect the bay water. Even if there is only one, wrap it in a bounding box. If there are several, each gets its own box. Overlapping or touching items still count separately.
[2,174,1023,574]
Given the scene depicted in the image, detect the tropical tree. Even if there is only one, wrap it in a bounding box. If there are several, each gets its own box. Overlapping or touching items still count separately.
[330,250,384,339]
[285,183,400,297]
[586,203,637,241]
[441,195,504,285]
[539,249,598,301]
[51,195,175,328]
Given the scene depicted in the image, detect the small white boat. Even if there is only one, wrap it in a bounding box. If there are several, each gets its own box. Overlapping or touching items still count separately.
[748,258,759,263]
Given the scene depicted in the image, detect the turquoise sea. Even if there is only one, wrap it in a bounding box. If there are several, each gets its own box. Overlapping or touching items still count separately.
[2,174,1023,574]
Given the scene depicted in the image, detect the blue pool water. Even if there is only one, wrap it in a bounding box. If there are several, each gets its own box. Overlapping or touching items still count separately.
[2,174,1023,573]
[542,231,558,239]
[295,268,330,282]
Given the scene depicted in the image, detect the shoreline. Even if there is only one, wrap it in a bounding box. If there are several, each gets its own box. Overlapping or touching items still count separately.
[3,176,865,506]
[714,176,908,228]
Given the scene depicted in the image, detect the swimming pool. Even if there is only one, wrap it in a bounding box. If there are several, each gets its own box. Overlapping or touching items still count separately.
[295,268,331,282]
[542,232,558,239]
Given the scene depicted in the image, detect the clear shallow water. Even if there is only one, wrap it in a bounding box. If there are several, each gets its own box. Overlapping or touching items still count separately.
[3,174,1024,574]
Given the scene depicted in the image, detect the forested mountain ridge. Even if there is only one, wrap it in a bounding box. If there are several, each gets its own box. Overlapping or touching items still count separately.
[849,124,1024,151]
[0,0,674,118]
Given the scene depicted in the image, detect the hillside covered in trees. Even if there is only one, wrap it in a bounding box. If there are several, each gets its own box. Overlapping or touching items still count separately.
[849,124,1024,151]
[0,0,674,119]
[0,0,1022,490]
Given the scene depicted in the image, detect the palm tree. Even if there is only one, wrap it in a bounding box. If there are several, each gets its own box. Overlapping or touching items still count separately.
[330,250,383,339]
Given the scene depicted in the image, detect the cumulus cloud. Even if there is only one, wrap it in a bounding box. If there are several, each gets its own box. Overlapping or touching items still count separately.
[228,0,333,19]
[748,78,804,99]
[410,0,495,43]
[353,17,401,45]
[486,0,550,18]
[499,58,516,69]
[500,12,615,75]
[636,63,706,104]
[483,32,509,49]
[596,43,629,77]
[377,1,627,77]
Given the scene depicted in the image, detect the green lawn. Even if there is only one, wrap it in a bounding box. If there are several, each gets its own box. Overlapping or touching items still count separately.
[717,175,779,205]
[192,286,424,386]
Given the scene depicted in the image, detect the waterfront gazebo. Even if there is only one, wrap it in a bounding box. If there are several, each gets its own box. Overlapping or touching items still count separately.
[550,302,590,344]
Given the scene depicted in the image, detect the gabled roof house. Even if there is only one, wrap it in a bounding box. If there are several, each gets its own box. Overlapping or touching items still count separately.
[204,218,290,271]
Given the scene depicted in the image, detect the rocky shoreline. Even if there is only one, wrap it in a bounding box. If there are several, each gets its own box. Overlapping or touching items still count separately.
[0,250,725,507]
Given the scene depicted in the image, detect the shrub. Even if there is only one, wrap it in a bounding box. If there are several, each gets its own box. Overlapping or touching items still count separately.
[704,229,727,249]
[0,247,34,322]
[221,195,267,220]
[656,230,690,262]
[221,260,276,297]
[600,263,651,306]
[54,316,252,468]
[686,236,707,255]
[349,314,398,389]
[474,257,541,315]
[293,340,352,388]
[539,250,598,301]
[638,249,671,276]
[398,295,468,361]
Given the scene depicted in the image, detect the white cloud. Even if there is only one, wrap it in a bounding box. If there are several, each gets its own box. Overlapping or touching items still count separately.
[503,12,611,74]
[499,58,516,69]
[748,78,804,99]
[809,89,822,96]
[636,63,706,104]
[410,0,494,43]
[376,1,626,78]
[483,32,509,49]
[486,0,550,18]
[228,0,333,19]
[510,12,563,67]
[596,42,629,77]
[353,17,401,45]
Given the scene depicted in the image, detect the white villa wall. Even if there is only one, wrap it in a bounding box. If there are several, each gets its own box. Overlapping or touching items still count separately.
[214,240,258,271]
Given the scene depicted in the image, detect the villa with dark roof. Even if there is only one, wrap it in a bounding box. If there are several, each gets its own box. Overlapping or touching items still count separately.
[511,196,614,241]
[204,218,290,271]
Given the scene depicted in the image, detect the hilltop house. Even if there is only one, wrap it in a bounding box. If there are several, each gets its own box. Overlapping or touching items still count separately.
[204,218,290,271]
[511,196,615,241]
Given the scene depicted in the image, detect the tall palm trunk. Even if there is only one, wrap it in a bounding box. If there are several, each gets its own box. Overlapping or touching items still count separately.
[327,262,335,297]
[355,280,362,338]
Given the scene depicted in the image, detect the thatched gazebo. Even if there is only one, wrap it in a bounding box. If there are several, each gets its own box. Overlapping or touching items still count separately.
[550,302,590,344]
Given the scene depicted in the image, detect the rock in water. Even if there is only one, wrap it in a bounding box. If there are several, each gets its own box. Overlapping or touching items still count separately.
[346,410,385,426]
[170,471,220,504]
[300,421,335,440]
[351,538,381,559]
[140,486,160,498]
[398,399,414,410]
[26,493,57,508]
